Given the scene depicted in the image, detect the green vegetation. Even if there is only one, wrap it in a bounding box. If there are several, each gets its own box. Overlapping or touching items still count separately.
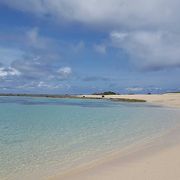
[0,93,146,103]
[110,98,146,102]
[92,91,117,95]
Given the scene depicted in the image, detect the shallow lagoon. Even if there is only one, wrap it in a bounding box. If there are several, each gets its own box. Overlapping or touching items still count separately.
[0,96,180,179]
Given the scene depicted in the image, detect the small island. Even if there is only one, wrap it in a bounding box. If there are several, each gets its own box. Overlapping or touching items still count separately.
[92,91,118,95]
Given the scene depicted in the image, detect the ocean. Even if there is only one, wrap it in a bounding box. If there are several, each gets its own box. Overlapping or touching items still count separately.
[0,96,180,179]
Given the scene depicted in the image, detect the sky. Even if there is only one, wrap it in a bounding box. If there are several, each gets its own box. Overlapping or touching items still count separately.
[0,0,180,94]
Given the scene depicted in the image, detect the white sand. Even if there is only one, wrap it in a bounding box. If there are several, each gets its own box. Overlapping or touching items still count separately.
[78,93,180,108]
[51,126,180,180]
[58,144,180,180]
[50,93,180,180]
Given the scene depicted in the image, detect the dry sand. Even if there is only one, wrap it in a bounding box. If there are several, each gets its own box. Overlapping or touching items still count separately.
[78,93,180,108]
[57,144,180,180]
[51,93,180,180]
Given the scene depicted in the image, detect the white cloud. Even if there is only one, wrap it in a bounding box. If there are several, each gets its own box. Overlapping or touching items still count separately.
[26,27,52,50]
[0,67,21,78]
[126,87,144,92]
[2,0,180,70]
[37,81,71,89]
[57,67,72,78]
[1,0,180,29]
[111,31,180,70]
[37,81,58,89]
[94,44,106,54]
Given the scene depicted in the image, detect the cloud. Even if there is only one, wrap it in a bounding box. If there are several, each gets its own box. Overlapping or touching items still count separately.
[0,24,75,91]
[26,27,55,51]
[1,0,179,29]
[125,86,163,93]
[0,59,73,91]
[57,67,72,78]
[1,0,180,70]
[110,31,180,70]
[125,87,144,92]
[0,67,21,78]
[11,55,73,81]
[94,44,106,54]
[11,57,51,79]
[37,81,58,89]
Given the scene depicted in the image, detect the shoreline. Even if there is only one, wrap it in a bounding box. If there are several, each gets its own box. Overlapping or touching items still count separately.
[77,93,180,108]
[1,94,180,180]
[51,123,180,180]
[49,94,180,180]
[0,93,180,108]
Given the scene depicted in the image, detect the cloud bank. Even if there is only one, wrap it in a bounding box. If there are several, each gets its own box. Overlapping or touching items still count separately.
[58,67,72,78]
[111,31,180,70]
[1,0,180,70]
[0,67,21,78]
[1,0,180,30]
[0,27,73,91]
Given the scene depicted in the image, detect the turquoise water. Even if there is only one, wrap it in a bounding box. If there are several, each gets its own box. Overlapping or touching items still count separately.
[0,97,180,179]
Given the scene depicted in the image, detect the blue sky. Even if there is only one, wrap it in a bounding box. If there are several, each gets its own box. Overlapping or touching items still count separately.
[0,1,180,94]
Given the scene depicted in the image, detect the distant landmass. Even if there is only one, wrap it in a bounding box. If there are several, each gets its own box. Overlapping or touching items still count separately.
[92,91,118,95]
[0,92,146,102]
[0,93,74,98]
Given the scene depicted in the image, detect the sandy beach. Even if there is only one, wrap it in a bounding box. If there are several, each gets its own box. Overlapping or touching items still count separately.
[78,93,180,108]
[55,141,180,180]
[51,93,180,180]
[52,126,180,180]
